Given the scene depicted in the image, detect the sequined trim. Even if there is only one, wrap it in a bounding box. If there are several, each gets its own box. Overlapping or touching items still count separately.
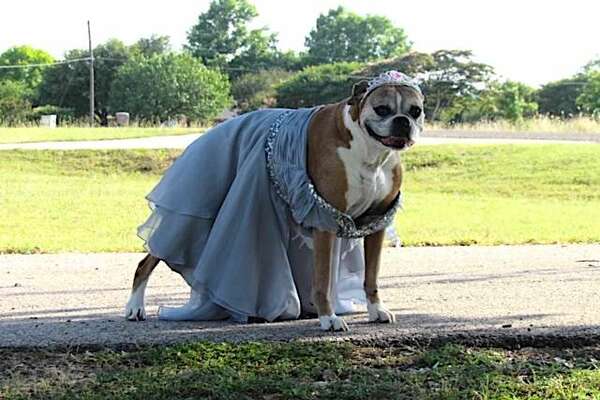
[265,110,401,239]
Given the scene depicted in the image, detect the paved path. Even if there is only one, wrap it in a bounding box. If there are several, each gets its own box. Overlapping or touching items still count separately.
[1,245,599,348]
[0,130,597,151]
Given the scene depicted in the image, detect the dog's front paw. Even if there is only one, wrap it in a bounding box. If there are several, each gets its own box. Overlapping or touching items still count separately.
[367,301,396,323]
[125,299,146,321]
[319,314,349,332]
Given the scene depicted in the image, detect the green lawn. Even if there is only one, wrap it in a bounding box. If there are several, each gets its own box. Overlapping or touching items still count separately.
[2,341,599,399]
[0,127,203,144]
[0,144,598,253]
[397,144,600,245]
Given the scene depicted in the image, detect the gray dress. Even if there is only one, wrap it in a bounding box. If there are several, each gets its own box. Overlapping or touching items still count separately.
[138,108,400,322]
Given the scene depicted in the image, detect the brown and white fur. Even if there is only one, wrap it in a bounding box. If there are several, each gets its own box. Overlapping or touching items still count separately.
[125,81,425,331]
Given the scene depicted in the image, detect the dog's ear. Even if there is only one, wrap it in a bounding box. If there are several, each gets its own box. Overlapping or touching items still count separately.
[347,80,369,106]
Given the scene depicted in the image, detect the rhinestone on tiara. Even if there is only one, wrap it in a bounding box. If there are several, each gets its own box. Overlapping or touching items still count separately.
[366,70,422,95]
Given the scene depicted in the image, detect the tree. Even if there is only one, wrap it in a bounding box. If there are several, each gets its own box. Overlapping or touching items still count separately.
[305,7,411,64]
[275,49,493,115]
[92,39,133,123]
[186,0,306,77]
[276,62,362,108]
[493,81,538,121]
[359,52,435,77]
[227,29,279,74]
[187,0,268,68]
[37,48,89,117]
[362,50,494,122]
[0,45,54,93]
[232,69,292,113]
[442,80,538,123]
[131,35,172,58]
[0,80,31,125]
[536,77,587,116]
[583,58,600,73]
[38,39,131,125]
[421,50,494,121]
[577,71,600,115]
[109,53,232,123]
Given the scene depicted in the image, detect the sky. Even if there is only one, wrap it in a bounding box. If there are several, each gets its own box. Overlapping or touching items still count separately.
[1,0,598,87]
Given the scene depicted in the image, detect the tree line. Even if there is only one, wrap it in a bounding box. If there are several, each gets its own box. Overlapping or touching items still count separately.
[0,0,598,126]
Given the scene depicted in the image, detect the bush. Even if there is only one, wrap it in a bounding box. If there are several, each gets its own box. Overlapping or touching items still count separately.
[109,53,232,123]
[0,80,31,126]
[440,81,538,123]
[28,105,75,125]
[577,71,600,116]
[231,69,292,113]
[275,62,363,108]
[358,52,434,77]
[494,81,538,121]
[537,76,587,117]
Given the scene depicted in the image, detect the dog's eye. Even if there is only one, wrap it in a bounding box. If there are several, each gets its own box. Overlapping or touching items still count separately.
[409,105,422,119]
[374,105,392,117]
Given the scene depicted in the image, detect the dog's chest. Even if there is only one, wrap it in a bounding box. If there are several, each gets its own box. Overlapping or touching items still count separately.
[337,146,397,218]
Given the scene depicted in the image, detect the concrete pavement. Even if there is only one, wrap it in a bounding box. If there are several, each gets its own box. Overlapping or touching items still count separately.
[0,130,597,151]
[1,244,599,349]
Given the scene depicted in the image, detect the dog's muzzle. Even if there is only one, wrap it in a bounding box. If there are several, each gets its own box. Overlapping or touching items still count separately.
[366,118,414,150]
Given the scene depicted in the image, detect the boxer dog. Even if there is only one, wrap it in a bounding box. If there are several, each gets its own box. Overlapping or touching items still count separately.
[126,72,424,331]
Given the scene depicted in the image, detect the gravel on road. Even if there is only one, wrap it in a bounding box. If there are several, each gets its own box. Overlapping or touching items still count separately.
[1,245,599,349]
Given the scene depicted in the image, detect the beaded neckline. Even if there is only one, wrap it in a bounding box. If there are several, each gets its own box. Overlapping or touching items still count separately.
[265,110,401,239]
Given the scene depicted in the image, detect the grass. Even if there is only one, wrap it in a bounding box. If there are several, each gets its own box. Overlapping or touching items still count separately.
[1,144,599,254]
[397,144,600,246]
[1,341,600,399]
[0,127,203,144]
[429,115,600,134]
[0,149,178,253]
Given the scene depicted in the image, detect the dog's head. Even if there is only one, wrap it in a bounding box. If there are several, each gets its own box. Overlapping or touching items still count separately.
[347,73,424,151]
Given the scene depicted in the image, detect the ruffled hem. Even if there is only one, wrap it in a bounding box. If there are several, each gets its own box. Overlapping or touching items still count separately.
[138,203,366,322]
[137,202,214,269]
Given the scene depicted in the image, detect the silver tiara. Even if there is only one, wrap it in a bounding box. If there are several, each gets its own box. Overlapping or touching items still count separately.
[366,70,422,95]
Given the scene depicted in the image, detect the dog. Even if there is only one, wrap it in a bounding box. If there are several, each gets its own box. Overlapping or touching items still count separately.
[125,71,424,331]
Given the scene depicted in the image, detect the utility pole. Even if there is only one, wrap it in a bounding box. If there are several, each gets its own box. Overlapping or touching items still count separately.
[87,20,95,127]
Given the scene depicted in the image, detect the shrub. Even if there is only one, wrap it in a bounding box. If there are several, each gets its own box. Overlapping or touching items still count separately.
[28,105,75,125]
[231,69,292,113]
[0,80,31,126]
[109,53,232,123]
[275,62,362,108]
[442,81,538,123]
[359,52,434,77]
[537,76,587,117]
[577,71,600,116]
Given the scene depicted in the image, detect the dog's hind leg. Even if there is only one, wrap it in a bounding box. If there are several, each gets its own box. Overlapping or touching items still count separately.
[125,253,160,321]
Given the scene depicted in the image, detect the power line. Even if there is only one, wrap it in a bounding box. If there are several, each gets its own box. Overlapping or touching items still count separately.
[0,57,91,69]
[0,54,397,80]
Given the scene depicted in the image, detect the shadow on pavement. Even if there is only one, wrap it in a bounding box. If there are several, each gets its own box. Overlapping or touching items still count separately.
[2,305,599,350]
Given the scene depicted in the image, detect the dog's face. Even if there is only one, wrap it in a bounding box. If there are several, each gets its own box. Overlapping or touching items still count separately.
[349,82,425,151]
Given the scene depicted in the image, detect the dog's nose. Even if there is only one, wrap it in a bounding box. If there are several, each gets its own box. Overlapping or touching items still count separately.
[392,116,411,138]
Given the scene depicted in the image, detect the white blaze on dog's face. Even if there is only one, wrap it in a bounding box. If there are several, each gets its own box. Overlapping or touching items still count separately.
[352,83,425,151]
